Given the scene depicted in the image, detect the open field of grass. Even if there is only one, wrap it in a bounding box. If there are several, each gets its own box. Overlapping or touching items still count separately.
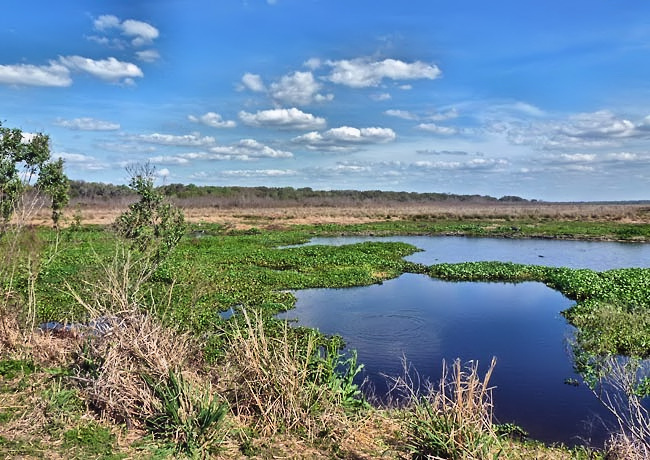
[2,204,650,458]
[25,200,650,232]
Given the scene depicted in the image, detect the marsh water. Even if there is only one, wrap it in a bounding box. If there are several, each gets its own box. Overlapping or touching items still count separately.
[277,237,650,446]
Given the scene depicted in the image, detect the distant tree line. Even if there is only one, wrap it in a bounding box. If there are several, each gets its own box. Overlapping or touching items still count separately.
[68,180,530,207]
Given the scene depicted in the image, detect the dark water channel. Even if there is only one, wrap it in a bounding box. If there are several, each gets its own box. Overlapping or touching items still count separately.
[277,237,650,446]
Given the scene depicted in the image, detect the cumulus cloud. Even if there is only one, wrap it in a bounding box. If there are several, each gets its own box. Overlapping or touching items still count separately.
[560,110,636,139]
[495,110,650,150]
[417,123,458,135]
[156,167,170,178]
[292,126,396,151]
[188,112,236,128]
[121,19,159,46]
[535,151,650,170]
[241,73,266,92]
[59,56,143,83]
[93,14,121,31]
[325,58,441,88]
[93,14,159,47]
[0,62,71,87]
[211,139,293,158]
[55,117,120,131]
[270,71,333,105]
[130,132,217,147]
[239,108,326,130]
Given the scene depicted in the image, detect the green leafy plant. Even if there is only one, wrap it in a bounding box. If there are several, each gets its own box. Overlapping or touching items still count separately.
[114,163,185,266]
[143,369,228,456]
[316,342,369,411]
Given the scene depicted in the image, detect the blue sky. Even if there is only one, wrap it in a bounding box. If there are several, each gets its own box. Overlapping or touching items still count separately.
[2,0,650,201]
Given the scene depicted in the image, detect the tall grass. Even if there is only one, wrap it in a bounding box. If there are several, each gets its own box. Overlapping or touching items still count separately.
[67,246,229,455]
[389,357,501,460]
[0,194,49,352]
[222,309,348,439]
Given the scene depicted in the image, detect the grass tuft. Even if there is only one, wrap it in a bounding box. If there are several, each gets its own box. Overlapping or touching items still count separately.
[389,357,502,459]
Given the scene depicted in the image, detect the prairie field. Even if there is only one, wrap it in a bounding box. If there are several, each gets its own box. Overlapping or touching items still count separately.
[3,194,650,459]
[28,199,650,229]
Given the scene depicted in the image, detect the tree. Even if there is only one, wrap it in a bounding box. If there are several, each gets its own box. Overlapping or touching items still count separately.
[0,122,69,227]
[114,163,186,264]
[36,158,69,228]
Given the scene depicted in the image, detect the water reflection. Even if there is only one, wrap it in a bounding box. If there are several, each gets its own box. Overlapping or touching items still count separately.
[301,236,650,270]
[278,274,613,446]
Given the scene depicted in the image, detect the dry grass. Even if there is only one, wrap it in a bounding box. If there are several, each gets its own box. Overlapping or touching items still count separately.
[386,357,500,459]
[72,313,199,428]
[22,200,650,229]
[219,309,345,440]
[605,433,650,459]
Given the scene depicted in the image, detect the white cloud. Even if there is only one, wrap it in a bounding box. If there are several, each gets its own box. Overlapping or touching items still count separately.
[55,117,120,131]
[156,167,171,178]
[416,149,469,156]
[121,19,159,46]
[147,155,191,165]
[304,57,322,70]
[370,93,392,101]
[135,49,160,62]
[59,56,143,83]
[293,126,396,150]
[325,58,441,88]
[239,108,326,130]
[188,112,237,128]
[412,158,507,171]
[427,108,459,121]
[220,169,298,177]
[493,110,650,151]
[556,153,597,163]
[0,62,71,87]
[607,152,639,161]
[561,110,636,139]
[385,109,418,120]
[131,132,217,147]
[54,152,107,170]
[211,139,293,158]
[96,142,156,153]
[93,15,121,31]
[417,123,458,135]
[241,72,266,92]
[270,71,332,106]
[93,15,159,47]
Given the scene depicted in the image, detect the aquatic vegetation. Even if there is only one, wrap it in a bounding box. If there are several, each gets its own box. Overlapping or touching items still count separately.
[427,261,650,357]
[3,216,650,458]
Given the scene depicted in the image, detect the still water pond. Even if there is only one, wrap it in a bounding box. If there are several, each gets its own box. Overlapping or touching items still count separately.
[277,237,650,446]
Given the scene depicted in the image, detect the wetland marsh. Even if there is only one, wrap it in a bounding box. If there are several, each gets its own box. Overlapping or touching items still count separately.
[3,209,650,458]
[279,236,650,445]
